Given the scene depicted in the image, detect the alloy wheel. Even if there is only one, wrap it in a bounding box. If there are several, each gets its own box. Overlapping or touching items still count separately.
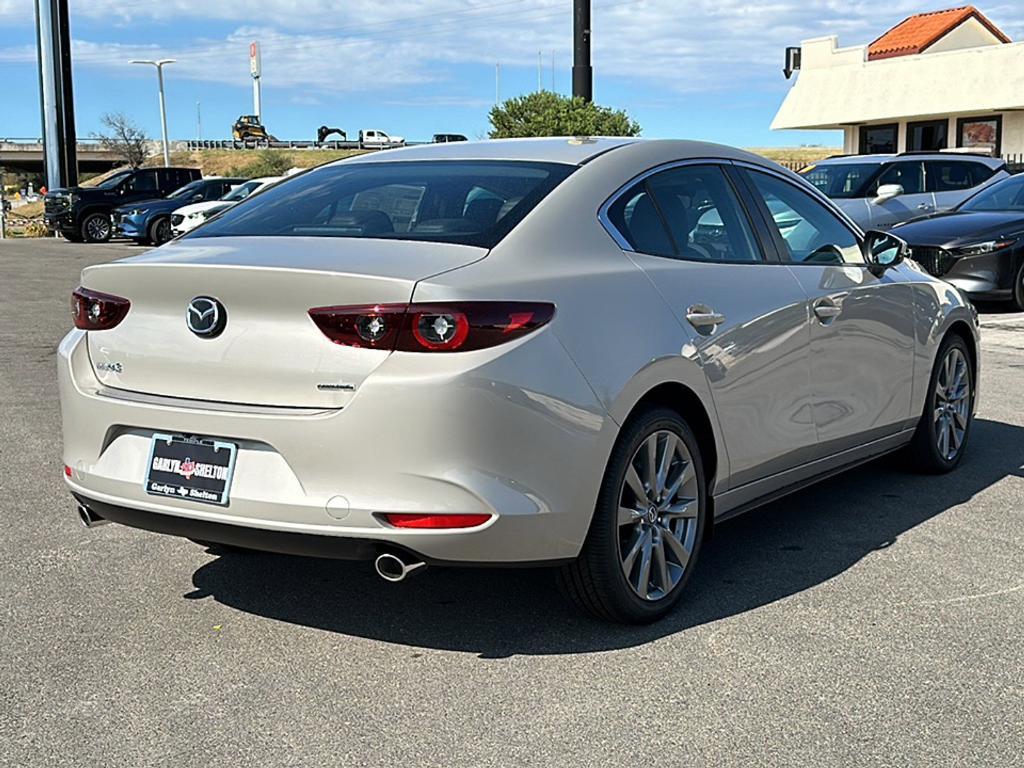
[617,430,699,601]
[85,215,110,241]
[934,346,971,461]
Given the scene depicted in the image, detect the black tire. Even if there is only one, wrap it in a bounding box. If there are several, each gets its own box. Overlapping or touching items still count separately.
[80,212,112,243]
[558,407,707,623]
[907,334,975,473]
[148,216,172,246]
[1011,262,1024,312]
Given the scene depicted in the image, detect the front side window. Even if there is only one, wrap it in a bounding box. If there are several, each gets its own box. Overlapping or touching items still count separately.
[221,181,261,202]
[605,165,760,263]
[188,161,574,248]
[746,171,863,265]
[124,171,158,193]
[96,170,133,190]
[874,162,925,195]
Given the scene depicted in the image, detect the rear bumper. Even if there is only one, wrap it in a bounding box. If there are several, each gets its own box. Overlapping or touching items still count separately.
[58,327,616,564]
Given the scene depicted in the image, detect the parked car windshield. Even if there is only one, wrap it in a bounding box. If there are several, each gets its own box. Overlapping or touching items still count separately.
[799,163,878,199]
[958,175,1024,212]
[221,180,262,202]
[94,170,134,190]
[187,161,575,248]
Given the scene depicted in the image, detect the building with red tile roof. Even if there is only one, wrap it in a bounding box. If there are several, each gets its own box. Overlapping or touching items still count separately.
[773,6,1022,157]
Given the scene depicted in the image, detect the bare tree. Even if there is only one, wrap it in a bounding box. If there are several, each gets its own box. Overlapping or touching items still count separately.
[95,112,149,169]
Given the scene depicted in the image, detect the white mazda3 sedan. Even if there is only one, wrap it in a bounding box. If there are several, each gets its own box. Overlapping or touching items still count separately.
[60,138,979,623]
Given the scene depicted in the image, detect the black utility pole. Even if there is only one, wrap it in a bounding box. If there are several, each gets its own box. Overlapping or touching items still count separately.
[572,0,592,102]
[35,0,77,189]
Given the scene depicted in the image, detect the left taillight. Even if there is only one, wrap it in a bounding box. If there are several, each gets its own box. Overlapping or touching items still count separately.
[308,301,555,353]
[71,286,130,331]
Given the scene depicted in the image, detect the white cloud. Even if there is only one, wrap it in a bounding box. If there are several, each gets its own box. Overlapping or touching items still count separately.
[3,1,1023,99]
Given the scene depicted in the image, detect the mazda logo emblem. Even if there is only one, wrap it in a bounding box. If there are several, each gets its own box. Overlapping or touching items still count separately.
[186,296,226,338]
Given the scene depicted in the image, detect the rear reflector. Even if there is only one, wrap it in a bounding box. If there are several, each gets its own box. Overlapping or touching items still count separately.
[381,513,493,529]
[64,465,72,478]
[308,302,555,352]
[71,286,131,331]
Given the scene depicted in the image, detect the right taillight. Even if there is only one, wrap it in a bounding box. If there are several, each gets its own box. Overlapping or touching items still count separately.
[308,302,555,353]
[71,286,130,331]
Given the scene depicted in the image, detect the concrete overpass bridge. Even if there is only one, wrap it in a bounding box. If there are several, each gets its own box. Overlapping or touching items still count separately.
[0,138,125,177]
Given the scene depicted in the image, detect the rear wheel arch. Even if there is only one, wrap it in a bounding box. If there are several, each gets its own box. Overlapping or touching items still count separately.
[619,382,719,523]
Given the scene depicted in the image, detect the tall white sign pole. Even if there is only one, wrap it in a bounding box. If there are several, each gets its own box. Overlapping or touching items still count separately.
[250,41,262,122]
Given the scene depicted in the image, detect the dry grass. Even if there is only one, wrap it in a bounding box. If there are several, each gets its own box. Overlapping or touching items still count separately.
[746,147,840,166]
[158,148,370,177]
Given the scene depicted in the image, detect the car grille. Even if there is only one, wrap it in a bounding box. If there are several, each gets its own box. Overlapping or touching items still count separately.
[170,214,184,226]
[911,246,955,277]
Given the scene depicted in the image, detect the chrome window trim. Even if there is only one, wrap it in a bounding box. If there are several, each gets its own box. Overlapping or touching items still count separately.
[597,157,760,260]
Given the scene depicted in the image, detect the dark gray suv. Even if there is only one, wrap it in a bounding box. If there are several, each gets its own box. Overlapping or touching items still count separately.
[800,153,1008,229]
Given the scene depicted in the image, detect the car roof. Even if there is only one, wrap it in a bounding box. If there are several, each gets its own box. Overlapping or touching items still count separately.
[816,153,1003,168]
[330,137,783,168]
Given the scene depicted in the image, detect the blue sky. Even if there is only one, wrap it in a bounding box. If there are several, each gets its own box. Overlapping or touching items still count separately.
[1,1,1022,148]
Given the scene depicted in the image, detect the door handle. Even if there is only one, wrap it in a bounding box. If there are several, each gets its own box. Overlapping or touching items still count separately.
[812,299,842,321]
[686,306,726,330]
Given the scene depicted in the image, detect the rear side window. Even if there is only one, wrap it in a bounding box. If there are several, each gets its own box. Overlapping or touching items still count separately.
[926,160,993,192]
[188,161,574,248]
[605,164,760,262]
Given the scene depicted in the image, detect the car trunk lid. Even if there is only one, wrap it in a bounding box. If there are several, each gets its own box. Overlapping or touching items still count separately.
[82,236,485,408]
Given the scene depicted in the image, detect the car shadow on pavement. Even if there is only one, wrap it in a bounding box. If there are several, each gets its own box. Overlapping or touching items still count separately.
[187,418,1023,657]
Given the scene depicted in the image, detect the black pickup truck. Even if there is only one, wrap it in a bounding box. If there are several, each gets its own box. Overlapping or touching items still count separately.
[44,167,201,243]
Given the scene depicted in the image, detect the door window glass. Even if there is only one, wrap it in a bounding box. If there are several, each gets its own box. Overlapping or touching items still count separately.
[645,165,760,262]
[746,171,863,265]
[926,161,984,192]
[605,183,675,256]
[874,162,925,194]
[124,171,158,193]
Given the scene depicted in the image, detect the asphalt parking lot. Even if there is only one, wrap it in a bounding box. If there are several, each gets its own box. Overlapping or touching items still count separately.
[1,237,1022,766]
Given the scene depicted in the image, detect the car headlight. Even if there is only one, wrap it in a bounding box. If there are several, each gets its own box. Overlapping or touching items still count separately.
[127,208,149,216]
[951,238,1017,256]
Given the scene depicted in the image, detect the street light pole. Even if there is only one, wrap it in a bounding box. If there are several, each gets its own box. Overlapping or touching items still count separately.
[131,59,175,166]
[572,0,592,102]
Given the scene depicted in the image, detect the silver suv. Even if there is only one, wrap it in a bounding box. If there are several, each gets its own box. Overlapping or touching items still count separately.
[800,153,1008,229]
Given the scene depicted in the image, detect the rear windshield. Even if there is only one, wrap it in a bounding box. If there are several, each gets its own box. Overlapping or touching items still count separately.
[187,160,575,248]
[799,163,879,199]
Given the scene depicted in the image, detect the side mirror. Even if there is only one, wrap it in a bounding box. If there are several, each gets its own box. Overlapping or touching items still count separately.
[872,184,904,205]
[863,230,908,275]
[191,193,204,201]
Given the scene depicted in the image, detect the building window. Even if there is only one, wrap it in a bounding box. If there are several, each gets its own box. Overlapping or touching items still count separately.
[907,120,948,152]
[859,124,898,154]
[956,115,1002,155]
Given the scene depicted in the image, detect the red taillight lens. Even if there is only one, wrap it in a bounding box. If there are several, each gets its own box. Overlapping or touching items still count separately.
[63,465,72,478]
[308,302,555,353]
[382,513,493,529]
[71,286,130,331]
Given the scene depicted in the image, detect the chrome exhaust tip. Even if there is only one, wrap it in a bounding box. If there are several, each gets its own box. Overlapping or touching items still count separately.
[76,503,108,528]
[374,552,426,583]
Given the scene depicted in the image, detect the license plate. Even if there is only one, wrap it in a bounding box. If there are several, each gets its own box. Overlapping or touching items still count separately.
[144,433,237,506]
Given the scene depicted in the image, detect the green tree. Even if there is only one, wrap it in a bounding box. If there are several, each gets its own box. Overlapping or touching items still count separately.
[488,91,640,138]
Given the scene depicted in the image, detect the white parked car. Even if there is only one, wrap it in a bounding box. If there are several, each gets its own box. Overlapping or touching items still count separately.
[170,176,282,237]
[359,129,405,148]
